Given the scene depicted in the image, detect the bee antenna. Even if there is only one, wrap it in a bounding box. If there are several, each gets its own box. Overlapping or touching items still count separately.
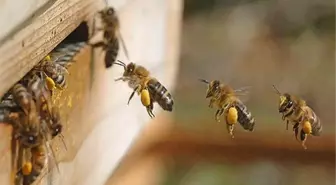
[272,85,281,95]
[198,79,209,84]
[59,134,67,151]
[115,60,126,70]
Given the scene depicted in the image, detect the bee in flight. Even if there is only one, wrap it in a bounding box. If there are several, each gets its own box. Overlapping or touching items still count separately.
[114,60,174,118]
[199,79,255,138]
[90,6,129,68]
[272,85,322,149]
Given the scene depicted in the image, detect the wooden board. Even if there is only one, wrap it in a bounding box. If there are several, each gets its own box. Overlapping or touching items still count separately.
[0,0,100,98]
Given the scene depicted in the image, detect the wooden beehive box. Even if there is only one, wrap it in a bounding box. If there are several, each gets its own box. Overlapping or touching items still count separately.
[0,0,182,184]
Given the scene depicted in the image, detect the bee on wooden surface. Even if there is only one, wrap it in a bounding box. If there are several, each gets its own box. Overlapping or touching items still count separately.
[199,79,255,138]
[27,76,67,149]
[272,85,322,149]
[91,6,129,68]
[13,140,53,185]
[33,55,69,91]
[10,84,42,148]
[114,60,174,118]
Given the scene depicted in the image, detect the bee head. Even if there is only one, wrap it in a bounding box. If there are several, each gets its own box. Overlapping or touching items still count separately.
[279,93,293,113]
[206,80,221,98]
[199,79,221,98]
[272,85,293,113]
[99,7,115,16]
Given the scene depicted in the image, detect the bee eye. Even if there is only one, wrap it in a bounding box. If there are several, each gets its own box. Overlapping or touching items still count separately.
[287,101,293,108]
[107,9,114,15]
[27,136,36,144]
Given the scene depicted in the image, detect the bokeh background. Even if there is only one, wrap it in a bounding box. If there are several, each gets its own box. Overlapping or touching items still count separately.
[110,0,335,185]
[172,0,335,184]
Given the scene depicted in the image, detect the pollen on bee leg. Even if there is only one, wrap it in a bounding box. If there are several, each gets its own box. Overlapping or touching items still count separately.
[22,162,33,175]
[140,89,151,107]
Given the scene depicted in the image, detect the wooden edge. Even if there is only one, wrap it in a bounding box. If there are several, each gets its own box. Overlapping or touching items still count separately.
[107,125,335,180]
[0,0,100,98]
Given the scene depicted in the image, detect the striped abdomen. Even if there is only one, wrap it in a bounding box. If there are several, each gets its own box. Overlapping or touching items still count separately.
[104,33,119,68]
[11,84,33,114]
[306,108,322,136]
[235,101,255,131]
[147,79,174,111]
[22,145,47,185]
[53,73,67,89]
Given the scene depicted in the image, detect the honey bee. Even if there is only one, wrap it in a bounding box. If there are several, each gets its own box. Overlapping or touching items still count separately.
[34,55,69,90]
[199,79,255,138]
[91,6,129,68]
[10,84,42,148]
[272,85,322,149]
[27,75,67,149]
[13,139,55,185]
[114,60,174,118]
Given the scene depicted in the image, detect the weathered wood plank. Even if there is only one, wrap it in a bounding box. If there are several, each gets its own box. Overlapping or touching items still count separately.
[0,0,100,98]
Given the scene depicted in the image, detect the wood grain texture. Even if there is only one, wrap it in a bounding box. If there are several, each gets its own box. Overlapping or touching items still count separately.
[0,0,100,98]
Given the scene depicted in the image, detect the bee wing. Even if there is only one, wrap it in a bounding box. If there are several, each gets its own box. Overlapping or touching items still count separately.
[116,30,130,60]
[233,86,252,103]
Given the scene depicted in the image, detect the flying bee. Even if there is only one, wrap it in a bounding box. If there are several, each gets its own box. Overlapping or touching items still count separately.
[272,85,322,149]
[114,60,174,118]
[199,79,255,138]
[90,6,129,68]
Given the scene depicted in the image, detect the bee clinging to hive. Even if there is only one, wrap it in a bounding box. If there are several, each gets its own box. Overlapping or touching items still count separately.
[272,85,322,149]
[10,84,42,148]
[90,6,129,68]
[199,79,255,138]
[114,60,174,118]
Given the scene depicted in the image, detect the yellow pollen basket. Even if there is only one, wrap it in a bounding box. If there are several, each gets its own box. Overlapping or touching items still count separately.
[140,89,151,107]
[22,162,32,175]
[227,107,238,125]
[46,76,56,90]
[44,55,51,61]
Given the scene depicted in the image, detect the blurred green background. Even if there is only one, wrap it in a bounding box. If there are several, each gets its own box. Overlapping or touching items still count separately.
[164,0,335,185]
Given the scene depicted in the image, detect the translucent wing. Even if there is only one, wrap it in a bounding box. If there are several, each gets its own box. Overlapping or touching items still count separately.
[233,86,251,96]
[117,30,130,60]
[233,86,252,103]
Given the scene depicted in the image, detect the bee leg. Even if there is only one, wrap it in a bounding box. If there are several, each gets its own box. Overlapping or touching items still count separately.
[115,77,128,82]
[300,129,308,150]
[127,86,140,105]
[226,123,235,139]
[146,102,155,118]
[286,120,289,130]
[215,109,223,122]
[293,122,299,141]
[208,99,214,108]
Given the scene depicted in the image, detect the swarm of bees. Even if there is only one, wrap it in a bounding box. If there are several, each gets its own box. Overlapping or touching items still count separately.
[0,40,85,185]
[88,5,323,150]
[0,5,323,184]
